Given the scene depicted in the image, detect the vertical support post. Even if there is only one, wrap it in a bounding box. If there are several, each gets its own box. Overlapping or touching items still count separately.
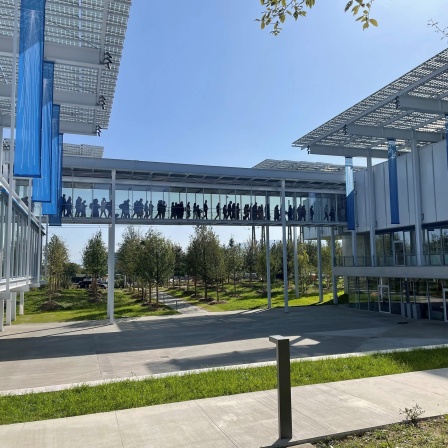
[19,291,24,315]
[4,0,19,296]
[44,218,48,281]
[317,228,323,303]
[293,226,299,299]
[411,135,424,266]
[281,180,288,312]
[26,179,32,285]
[0,126,3,174]
[107,169,116,324]
[269,335,292,440]
[367,156,376,266]
[345,156,357,266]
[351,231,357,267]
[0,298,4,331]
[11,291,17,321]
[37,212,42,284]
[330,227,338,304]
[5,293,11,325]
[266,225,271,309]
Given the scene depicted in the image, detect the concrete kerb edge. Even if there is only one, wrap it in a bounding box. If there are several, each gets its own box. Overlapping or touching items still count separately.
[2,343,448,397]
[277,413,448,448]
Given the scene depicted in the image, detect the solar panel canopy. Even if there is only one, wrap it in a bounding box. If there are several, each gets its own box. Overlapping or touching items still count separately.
[294,49,448,159]
[0,0,131,135]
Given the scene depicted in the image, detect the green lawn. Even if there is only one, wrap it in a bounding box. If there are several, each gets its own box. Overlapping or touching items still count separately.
[165,281,341,311]
[316,417,448,447]
[15,288,177,324]
[1,347,448,425]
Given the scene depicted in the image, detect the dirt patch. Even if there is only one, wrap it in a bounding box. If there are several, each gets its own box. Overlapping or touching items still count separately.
[141,302,166,310]
[209,300,227,305]
[40,301,65,311]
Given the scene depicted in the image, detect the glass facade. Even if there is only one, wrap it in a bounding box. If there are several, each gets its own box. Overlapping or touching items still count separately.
[348,276,448,322]
[0,183,42,283]
[60,182,347,225]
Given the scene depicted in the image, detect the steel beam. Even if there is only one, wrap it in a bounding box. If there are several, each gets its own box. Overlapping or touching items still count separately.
[309,144,389,159]
[398,94,448,114]
[347,124,444,143]
[0,36,102,68]
[0,115,97,135]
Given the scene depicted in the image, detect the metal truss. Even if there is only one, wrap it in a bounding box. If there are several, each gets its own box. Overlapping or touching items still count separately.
[293,49,448,157]
[0,0,131,135]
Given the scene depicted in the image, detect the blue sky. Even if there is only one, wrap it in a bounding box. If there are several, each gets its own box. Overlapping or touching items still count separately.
[53,0,448,263]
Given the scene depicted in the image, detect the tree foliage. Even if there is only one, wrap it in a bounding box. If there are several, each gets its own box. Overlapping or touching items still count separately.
[257,0,377,36]
[138,229,175,303]
[45,235,69,295]
[225,237,244,295]
[243,238,259,282]
[186,226,224,299]
[116,226,142,290]
[82,231,108,298]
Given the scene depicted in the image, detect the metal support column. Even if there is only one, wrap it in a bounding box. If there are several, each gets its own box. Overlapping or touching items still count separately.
[351,230,357,267]
[26,180,32,286]
[37,213,42,284]
[107,169,116,324]
[266,225,271,309]
[0,298,4,331]
[293,226,299,298]
[317,228,323,303]
[330,227,338,304]
[5,293,11,325]
[411,135,424,266]
[44,218,49,281]
[281,180,288,312]
[4,0,19,297]
[11,291,17,321]
[0,127,3,173]
[269,335,292,440]
[367,157,376,266]
[19,291,24,315]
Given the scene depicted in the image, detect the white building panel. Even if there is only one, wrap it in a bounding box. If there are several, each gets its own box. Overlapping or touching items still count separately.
[374,162,388,230]
[406,154,416,225]
[420,145,437,224]
[397,154,411,227]
[432,142,448,222]
[355,169,368,232]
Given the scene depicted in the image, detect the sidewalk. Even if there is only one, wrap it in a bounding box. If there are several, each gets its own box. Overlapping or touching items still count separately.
[1,368,448,448]
[158,291,207,314]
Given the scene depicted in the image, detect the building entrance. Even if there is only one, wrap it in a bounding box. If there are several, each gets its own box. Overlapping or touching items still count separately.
[378,285,391,313]
[393,241,405,266]
[443,288,448,322]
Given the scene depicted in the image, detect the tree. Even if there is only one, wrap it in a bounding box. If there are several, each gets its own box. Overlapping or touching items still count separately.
[225,237,243,295]
[243,238,259,282]
[321,240,343,290]
[116,226,142,291]
[61,261,82,289]
[172,243,187,288]
[45,235,69,297]
[257,0,377,36]
[186,235,201,297]
[138,229,175,304]
[186,226,223,299]
[297,241,313,293]
[82,231,108,299]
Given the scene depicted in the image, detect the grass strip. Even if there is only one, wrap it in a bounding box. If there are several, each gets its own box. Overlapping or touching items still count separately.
[16,288,177,324]
[316,416,448,447]
[1,347,448,425]
[165,284,341,311]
